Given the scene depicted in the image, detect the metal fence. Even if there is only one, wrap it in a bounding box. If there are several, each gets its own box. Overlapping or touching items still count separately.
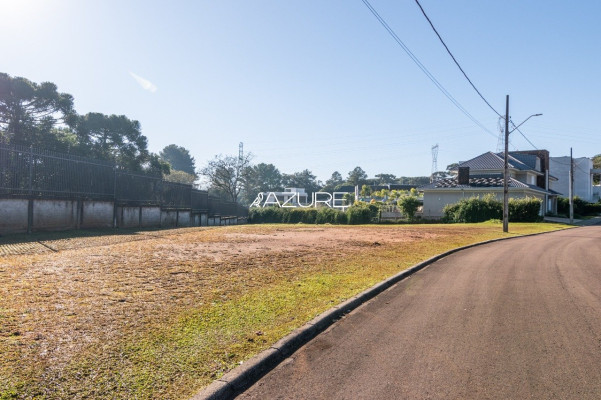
[0,141,247,217]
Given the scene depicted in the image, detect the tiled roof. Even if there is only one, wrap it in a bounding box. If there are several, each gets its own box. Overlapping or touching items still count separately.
[421,174,555,195]
[508,152,538,170]
[453,152,534,171]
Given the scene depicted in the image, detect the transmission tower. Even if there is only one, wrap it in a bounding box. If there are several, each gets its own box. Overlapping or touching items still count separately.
[431,144,439,182]
[496,117,505,153]
[238,142,244,162]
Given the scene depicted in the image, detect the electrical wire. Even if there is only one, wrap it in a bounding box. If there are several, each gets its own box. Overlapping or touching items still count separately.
[412,0,544,151]
[413,0,502,118]
[360,0,497,139]
[509,122,538,149]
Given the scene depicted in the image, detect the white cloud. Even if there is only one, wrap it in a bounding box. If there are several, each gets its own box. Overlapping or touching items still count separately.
[129,71,157,93]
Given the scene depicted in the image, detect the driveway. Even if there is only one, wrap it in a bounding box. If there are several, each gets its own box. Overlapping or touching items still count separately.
[239,227,601,399]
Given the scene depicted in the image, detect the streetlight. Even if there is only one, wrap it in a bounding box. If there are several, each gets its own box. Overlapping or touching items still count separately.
[503,95,542,233]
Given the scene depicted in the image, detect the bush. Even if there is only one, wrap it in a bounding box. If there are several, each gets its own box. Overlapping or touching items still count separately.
[508,197,542,222]
[347,203,379,224]
[250,207,339,224]
[315,207,345,224]
[249,203,383,225]
[397,195,421,221]
[442,195,502,223]
[584,202,601,215]
[248,207,285,223]
[301,208,318,223]
[283,208,306,223]
[557,196,600,216]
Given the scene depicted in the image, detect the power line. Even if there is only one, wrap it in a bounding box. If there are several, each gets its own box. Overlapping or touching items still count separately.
[509,122,538,149]
[413,0,502,118]
[360,0,497,139]
[413,0,543,150]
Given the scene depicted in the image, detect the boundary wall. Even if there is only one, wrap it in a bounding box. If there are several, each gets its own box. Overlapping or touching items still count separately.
[0,198,246,235]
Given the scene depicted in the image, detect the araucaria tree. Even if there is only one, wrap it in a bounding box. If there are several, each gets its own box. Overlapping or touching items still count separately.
[201,153,253,202]
[282,169,321,195]
[0,73,171,175]
[0,72,76,146]
[159,144,197,175]
[346,166,368,187]
[241,163,283,204]
[74,112,151,172]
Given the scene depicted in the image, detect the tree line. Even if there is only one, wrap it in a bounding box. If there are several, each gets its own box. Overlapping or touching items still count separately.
[0,72,170,175]
[203,154,432,206]
[0,72,455,205]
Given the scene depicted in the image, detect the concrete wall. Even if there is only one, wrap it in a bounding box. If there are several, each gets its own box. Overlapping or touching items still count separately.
[81,201,114,229]
[0,199,29,234]
[177,211,191,227]
[34,200,78,231]
[0,198,242,235]
[549,157,593,202]
[141,207,161,227]
[118,206,140,229]
[161,210,178,227]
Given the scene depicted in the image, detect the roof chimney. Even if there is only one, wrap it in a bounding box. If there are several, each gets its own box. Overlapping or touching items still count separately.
[458,167,470,185]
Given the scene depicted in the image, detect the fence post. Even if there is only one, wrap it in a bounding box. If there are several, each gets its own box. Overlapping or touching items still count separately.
[113,167,118,228]
[158,179,163,228]
[27,146,33,234]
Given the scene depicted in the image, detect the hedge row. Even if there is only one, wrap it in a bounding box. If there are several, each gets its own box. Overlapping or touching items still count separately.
[557,196,601,217]
[248,203,380,225]
[249,196,546,225]
[442,196,542,223]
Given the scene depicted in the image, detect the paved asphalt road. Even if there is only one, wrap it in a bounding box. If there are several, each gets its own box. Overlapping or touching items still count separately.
[239,227,601,399]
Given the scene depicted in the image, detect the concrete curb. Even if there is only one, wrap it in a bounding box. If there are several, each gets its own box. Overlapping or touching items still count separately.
[191,227,574,400]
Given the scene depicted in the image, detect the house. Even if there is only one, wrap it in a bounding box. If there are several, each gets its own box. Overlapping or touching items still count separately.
[549,156,599,202]
[421,150,559,219]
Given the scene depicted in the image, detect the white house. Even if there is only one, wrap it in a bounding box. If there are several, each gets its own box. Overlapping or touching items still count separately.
[549,157,596,202]
[421,150,559,219]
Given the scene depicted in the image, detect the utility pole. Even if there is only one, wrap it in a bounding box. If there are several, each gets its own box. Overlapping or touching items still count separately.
[569,147,574,223]
[237,142,244,205]
[502,98,542,233]
[503,95,510,233]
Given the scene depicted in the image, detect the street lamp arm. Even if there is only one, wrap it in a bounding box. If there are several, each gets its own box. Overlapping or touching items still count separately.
[508,113,542,134]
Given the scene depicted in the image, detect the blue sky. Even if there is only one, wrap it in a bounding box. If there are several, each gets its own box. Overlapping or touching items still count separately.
[2,0,600,184]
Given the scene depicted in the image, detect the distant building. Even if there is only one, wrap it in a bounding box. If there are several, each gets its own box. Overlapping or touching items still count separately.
[549,157,595,202]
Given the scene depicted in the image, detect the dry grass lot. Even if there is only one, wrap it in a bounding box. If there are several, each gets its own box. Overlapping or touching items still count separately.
[0,222,568,399]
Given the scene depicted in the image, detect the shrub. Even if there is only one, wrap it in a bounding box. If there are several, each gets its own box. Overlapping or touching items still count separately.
[249,204,384,225]
[347,203,378,224]
[508,197,542,222]
[397,195,421,221]
[316,207,345,224]
[442,195,502,223]
[335,209,349,224]
[300,208,318,224]
[248,207,284,223]
[584,202,601,215]
[283,208,306,223]
[557,196,599,216]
